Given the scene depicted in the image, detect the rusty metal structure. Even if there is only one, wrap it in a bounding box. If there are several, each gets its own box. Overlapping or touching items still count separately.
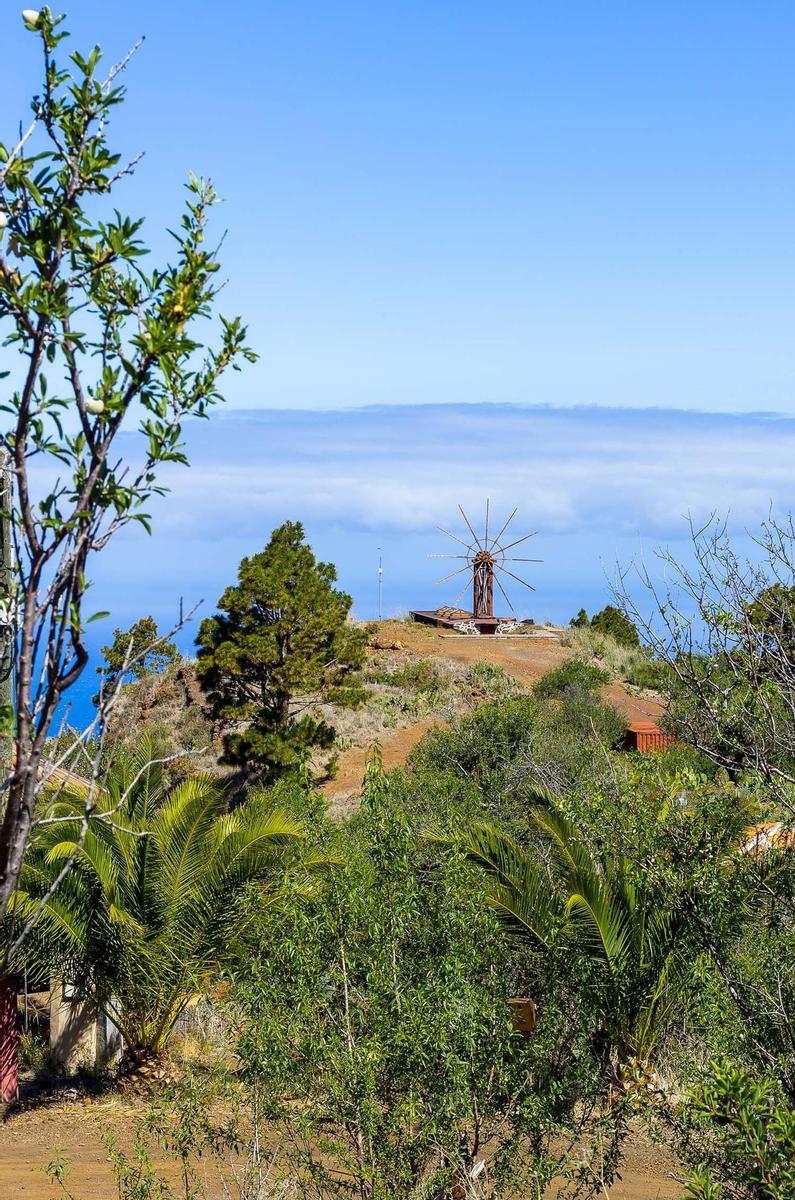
[623,722,675,753]
[411,502,541,634]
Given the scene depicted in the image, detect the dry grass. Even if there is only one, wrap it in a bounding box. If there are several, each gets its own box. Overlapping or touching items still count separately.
[106,662,221,777]
[561,626,665,693]
[104,649,524,785]
[313,654,523,758]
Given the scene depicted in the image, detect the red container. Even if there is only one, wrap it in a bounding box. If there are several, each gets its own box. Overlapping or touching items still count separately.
[624,722,674,753]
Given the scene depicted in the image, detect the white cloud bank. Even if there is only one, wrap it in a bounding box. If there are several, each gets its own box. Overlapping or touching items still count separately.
[81,400,789,625]
[52,401,795,721]
[150,403,795,542]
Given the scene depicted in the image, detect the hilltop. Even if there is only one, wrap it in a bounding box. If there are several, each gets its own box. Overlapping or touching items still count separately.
[103,618,663,814]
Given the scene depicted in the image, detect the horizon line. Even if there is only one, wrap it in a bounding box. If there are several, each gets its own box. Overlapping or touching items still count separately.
[203,399,795,423]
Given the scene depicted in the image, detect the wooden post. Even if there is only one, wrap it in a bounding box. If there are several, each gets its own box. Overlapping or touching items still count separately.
[0,975,17,1102]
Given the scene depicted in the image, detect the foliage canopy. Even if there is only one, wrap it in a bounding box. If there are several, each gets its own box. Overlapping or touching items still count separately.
[95,616,179,702]
[0,5,253,934]
[16,737,306,1059]
[196,521,367,782]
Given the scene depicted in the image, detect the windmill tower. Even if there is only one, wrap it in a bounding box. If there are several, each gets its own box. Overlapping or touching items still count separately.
[411,502,541,633]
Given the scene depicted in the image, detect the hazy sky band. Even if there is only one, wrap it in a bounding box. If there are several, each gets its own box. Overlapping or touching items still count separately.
[54,400,793,725]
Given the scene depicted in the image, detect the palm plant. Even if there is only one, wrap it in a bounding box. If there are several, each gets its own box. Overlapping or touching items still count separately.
[14,740,308,1063]
[459,804,688,1072]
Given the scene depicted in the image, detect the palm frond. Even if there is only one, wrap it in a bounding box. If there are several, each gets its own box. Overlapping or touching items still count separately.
[456,822,562,947]
[151,774,224,917]
[18,745,308,1058]
[532,805,599,884]
[565,878,632,978]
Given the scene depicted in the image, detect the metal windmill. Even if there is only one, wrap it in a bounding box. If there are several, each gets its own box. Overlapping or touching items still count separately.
[432,502,542,619]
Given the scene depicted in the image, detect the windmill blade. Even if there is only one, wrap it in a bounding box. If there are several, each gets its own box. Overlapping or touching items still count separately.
[428,553,470,560]
[484,498,490,549]
[451,576,472,606]
[497,565,536,592]
[489,507,518,549]
[458,504,484,550]
[498,531,538,554]
[434,564,471,586]
[493,572,515,613]
[502,556,544,564]
[437,524,473,551]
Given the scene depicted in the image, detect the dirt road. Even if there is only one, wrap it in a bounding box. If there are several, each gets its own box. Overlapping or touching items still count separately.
[0,1099,682,1198]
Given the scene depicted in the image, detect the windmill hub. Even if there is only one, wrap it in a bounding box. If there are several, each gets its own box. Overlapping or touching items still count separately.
[410,502,542,634]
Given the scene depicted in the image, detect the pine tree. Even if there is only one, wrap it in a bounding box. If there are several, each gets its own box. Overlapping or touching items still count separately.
[590,604,640,647]
[96,616,180,702]
[196,522,367,781]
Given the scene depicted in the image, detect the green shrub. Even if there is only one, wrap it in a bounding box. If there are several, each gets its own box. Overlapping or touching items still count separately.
[405,687,626,828]
[554,691,627,748]
[465,660,522,701]
[680,1063,795,1199]
[365,668,395,684]
[387,658,448,692]
[590,605,640,647]
[229,760,624,1198]
[624,656,669,691]
[567,607,641,649]
[562,625,666,693]
[533,658,610,699]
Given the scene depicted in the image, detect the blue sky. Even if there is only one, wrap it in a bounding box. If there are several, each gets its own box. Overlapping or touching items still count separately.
[5,2,795,412]
[3,4,795,721]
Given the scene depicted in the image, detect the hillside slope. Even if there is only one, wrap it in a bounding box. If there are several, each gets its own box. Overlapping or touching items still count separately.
[321,620,663,813]
[103,619,663,812]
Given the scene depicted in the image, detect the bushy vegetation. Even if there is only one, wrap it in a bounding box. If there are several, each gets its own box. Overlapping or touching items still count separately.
[563,621,669,691]
[28,613,795,1200]
[532,656,610,698]
[29,565,795,1200]
[226,756,620,1198]
[17,737,309,1063]
[96,617,180,700]
[369,656,521,722]
[371,656,449,691]
[570,603,641,647]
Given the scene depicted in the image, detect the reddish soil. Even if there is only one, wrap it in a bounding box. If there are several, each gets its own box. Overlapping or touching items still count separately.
[0,1099,682,1198]
[324,716,443,818]
[322,620,663,812]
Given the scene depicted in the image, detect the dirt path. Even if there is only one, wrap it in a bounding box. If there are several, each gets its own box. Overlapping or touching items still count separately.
[0,1100,682,1198]
[321,621,663,810]
[323,716,443,818]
